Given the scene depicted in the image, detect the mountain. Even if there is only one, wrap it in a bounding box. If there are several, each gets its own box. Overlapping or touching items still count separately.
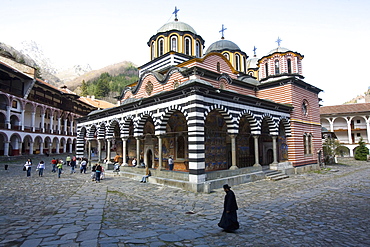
[65,61,138,91]
[56,64,93,83]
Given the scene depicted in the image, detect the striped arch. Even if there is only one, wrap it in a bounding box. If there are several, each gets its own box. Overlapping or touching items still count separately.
[87,125,97,139]
[97,122,106,139]
[261,113,278,135]
[278,117,291,137]
[76,126,87,157]
[155,105,188,135]
[135,111,156,137]
[237,110,259,134]
[121,115,135,138]
[106,118,121,139]
[204,104,237,134]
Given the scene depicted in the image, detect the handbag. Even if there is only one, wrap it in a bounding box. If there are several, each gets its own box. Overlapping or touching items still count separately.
[23,166,26,171]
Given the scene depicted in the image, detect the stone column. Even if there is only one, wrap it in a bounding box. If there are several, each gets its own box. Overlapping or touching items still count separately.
[158,135,163,170]
[70,120,74,135]
[122,137,127,165]
[57,117,61,134]
[97,139,103,163]
[50,115,54,134]
[107,139,112,161]
[6,106,11,129]
[253,135,260,166]
[18,141,23,155]
[29,141,34,155]
[63,141,67,153]
[88,140,92,167]
[21,110,25,131]
[229,134,238,170]
[31,112,36,132]
[366,118,370,143]
[4,141,10,156]
[271,135,278,164]
[48,143,52,155]
[64,119,68,135]
[56,141,60,154]
[136,137,140,163]
[41,113,45,133]
[39,142,44,155]
[346,117,353,144]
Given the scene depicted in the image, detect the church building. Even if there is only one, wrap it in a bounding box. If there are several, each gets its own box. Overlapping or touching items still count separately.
[76,10,322,192]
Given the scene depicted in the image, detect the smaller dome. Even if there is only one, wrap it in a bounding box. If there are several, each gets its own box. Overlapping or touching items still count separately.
[238,75,260,85]
[206,39,241,54]
[157,21,197,34]
[246,57,259,69]
[267,47,290,55]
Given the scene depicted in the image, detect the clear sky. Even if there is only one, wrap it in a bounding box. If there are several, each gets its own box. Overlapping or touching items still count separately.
[1,0,369,106]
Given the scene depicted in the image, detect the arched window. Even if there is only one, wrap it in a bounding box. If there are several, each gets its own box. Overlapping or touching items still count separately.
[243,56,247,73]
[158,38,164,57]
[275,59,280,74]
[196,41,201,58]
[265,62,269,77]
[302,100,308,116]
[287,58,292,73]
[171,36,177,52]
[223,52,229,60]
[184,37,192,55]
[217,62,220,72]
[235,54,240,71]
[151,42,155,60]
[303,133,313,155]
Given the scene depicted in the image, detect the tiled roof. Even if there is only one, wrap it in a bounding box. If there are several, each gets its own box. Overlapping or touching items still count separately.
[320,103,370,115]
[79,97,116,109]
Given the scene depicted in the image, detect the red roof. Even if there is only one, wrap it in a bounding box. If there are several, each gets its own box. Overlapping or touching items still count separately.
[320,103,370,115]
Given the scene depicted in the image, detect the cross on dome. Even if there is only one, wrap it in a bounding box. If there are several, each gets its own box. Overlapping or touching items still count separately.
[173,6,180,21]
[276,37,282,47]
[253,46,257,57]
[219,24,227,39]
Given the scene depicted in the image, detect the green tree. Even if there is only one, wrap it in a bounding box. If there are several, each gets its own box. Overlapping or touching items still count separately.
[80,80,88,96]
[354,137,369,161]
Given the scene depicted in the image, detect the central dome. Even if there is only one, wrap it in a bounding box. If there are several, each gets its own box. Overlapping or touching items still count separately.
[157,21,197,34]
[267,47,289,55]
[205,40,241,54]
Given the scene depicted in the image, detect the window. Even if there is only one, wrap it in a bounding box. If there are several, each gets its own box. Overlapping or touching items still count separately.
[265,63,269,77]
[357,133,361,137]
[287,58,292,73]
[151,42,155,59]
[304,134,313,155]
[302,100,308,116]
[243,56,247,73]
[12,100,17,108]
[196,41,201,58]
[184,37,192,55]
[217,62,220,72]
[158,38,164,56]
[275,59,280,74]
[171,36,177,52]
[223,53,229,60]
[235,54,240,71]
[357,120,361,123]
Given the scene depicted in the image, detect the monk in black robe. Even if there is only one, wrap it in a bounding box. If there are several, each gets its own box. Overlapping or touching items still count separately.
[218,184,239,232]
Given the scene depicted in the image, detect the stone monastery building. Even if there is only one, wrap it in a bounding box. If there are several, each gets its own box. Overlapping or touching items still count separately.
[76,11,322,192]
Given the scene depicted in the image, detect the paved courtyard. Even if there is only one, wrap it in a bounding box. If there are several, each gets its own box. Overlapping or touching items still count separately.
[0,156,369,247]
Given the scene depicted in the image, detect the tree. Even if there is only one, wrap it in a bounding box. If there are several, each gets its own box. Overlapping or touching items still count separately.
[80,80,88,96]
[354,137,369,161]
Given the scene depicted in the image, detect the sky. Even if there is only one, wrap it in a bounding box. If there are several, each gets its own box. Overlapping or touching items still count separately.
[1,0,370,106]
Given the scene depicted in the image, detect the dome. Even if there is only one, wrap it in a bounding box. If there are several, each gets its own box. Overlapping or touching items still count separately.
[267,47,290,55]
[157,21,197,34]
[205,39,241,54]
[246,57,259,69]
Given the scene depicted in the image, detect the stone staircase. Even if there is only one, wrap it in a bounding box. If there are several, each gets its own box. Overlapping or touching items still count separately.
[264,169,289,181]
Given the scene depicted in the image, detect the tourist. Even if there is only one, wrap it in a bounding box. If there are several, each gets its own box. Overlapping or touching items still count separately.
[36,160,45,177]
[57,159,63,178]
[66,155,71,166]
[218,184,239,232]
[114,154,120,163]
[80,158,87,174]
[70,156,77,174]
[95,163,102,182]
[168,156,174,170]
[91,163,97,181]
[132,157,137,167]
[140,168,151,183]
[51,158,57,172]
[24,158,32,177]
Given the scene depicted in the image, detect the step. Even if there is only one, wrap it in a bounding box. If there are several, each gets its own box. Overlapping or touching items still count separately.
[264,170,289,181]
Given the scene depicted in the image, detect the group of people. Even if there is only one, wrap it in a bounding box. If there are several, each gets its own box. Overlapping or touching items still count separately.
[91,163,104,182]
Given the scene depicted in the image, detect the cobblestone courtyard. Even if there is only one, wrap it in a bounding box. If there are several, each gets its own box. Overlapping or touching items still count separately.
[0,156,369,247]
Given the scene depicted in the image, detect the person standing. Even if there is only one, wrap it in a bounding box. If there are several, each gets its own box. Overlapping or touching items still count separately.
[37,160,45,177]
[24,158,32,177]
[218,184,239,232]
[168,156,174,171]
[57,159,63,178]
[80,159,87,174]
[91,163,97,181]
[70,156,77,174]
[132,157,137,167]
[66,155,71,166]
[95,163,102,183]
[51,158,57,173]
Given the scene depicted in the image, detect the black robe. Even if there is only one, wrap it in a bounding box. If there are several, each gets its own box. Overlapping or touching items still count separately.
[218,189,239,231]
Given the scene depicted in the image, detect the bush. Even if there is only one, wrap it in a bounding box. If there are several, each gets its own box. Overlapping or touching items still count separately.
[354,138,369,161]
